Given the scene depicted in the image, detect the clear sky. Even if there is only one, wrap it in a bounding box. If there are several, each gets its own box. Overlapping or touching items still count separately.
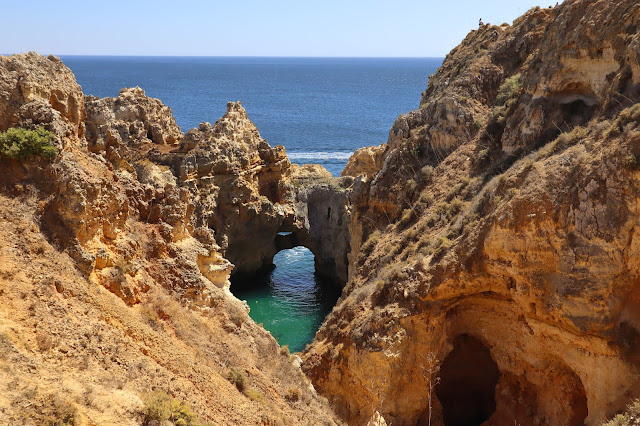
[1,0,555,57]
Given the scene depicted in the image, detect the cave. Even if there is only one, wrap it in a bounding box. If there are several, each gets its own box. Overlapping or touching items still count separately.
[436,334,500,426]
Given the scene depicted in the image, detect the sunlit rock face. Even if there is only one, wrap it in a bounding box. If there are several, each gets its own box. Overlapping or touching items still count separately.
[303,1,640,425]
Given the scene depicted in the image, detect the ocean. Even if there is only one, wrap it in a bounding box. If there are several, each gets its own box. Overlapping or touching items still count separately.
[62,56,442,351]
[62,56,442,176]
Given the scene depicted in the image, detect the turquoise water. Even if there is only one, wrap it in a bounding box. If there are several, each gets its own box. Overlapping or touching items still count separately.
[231,247,341,352]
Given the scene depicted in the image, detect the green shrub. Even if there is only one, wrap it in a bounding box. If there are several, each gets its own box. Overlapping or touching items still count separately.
[432,237,453,259]
[361,230,381,254]
[476,148,491,163]
[226,368,247,392]
[142,391,201,426]
[495,74,522,106]
[0,127,58,159]
[410,144,424,157]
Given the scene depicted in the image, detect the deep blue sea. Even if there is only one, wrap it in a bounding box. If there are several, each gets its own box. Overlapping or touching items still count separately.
[62,56,441,176]
[62,56,442,351]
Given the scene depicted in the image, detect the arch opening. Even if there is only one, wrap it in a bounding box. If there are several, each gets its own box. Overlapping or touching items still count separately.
[230,246,341,352]
[436,334,500,426]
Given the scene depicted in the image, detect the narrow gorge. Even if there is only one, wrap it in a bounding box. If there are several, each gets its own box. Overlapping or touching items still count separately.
[1,0,640,424]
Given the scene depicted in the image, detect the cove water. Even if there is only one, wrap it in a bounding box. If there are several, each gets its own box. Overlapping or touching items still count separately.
[231,247,341,352]
[63,56,442,351]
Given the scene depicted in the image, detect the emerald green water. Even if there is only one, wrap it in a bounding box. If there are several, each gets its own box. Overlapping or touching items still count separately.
[230,247,341,353]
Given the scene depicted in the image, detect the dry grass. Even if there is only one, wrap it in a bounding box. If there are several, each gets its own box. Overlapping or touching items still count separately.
[603,399,640,426]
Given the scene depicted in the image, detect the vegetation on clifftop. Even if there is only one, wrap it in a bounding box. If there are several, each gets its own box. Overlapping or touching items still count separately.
[0,127,58,159]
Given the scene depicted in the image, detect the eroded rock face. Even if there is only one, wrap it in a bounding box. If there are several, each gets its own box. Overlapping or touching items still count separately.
[341,144,386,179]
[0,52,85,146]
[85,86,183,166]
[145,101,353,284]
[304,1,640,425]
[0,53,231,306]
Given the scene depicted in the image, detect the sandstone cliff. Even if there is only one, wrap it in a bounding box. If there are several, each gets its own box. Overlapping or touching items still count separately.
[0,53,342,425]
[304,1,640,425]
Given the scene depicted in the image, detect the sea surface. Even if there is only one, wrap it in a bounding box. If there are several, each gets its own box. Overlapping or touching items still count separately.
[62,56,442,351]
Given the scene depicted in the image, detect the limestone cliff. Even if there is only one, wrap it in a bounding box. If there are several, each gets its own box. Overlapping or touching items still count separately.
[304,1,640,425]
[0,53,341,425]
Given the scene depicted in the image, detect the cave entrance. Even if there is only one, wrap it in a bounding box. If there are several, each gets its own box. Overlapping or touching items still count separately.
[436,334,500,426]
[230,246,341,352]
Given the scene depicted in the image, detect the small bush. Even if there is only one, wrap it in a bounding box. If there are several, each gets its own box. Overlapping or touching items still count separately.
[399,208,415,227]
[0,127,58,159]
[623,154,639,169]
[279,345,290,357]
[420,165,434,184]
[405,179,417,196]
[537,125,588,159]
[142,391,201,426]
[226,368,247,392]
[603,398,640,426]
[285,388,301,402]
[42,395,77,426]
[418,192,433,207]
[143,391,171,424]
[245,388,264,403]
[410,144,424,157]
[476,148,491,163]
[361,230,381,254]
[432,237,453,260]
[227,302,247,327]
[495,74,522,106]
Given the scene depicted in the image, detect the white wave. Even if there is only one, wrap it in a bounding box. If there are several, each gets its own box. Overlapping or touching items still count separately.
[287,151,354,160]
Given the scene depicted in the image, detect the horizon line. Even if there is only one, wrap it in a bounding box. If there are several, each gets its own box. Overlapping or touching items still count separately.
[2,52,444,59]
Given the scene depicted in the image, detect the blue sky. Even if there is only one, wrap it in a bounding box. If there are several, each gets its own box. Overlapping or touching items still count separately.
[1,0,554,57]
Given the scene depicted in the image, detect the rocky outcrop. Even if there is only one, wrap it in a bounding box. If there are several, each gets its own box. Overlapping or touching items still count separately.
[304,1,640,425]
[158,102,295,275]
[134,101,353,284]
[0,52,85,146]
[290,177,354,284]
[85,86,182,166]
[341,144,385,179]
